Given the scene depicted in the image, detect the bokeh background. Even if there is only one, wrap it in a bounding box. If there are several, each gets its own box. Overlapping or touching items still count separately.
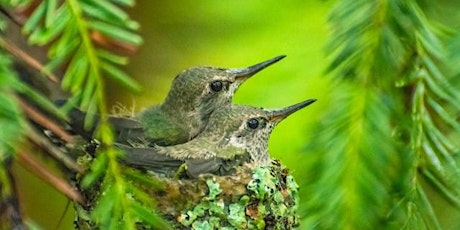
[13,1,460,229]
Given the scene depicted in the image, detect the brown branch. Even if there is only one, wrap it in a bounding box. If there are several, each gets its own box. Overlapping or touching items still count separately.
[91,31,139,54]
[0,164,25,230]
[0,196,25,230]
[17,98,74,144]
[26,127,85,174]
[0,5,22,26]
[16,150,84,205]
[0,37,59,83]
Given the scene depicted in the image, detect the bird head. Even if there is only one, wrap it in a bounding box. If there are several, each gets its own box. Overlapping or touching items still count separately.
[161,55,286,137]
[203,98,317,164]
[163,55,286,116]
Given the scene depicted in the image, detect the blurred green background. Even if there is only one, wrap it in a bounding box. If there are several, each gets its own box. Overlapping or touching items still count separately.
[13,0,460,229]
[119,0,331,181]
[116,3,332,228]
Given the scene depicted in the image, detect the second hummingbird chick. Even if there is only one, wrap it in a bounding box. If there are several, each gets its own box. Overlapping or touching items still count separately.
[137,55,286,146]
[61,55,286,147]
[120,98,316,178]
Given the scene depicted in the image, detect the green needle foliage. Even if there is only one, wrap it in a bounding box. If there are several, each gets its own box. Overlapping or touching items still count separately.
[1,0,170,229]
[21,0,169,228]
[22,0,142,119]
[0,47,25,162]
[302,0,460,229]
[0,41,26,230]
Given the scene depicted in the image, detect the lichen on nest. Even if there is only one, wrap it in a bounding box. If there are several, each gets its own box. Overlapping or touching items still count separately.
[74,153,300,230]
[140,160,300,229]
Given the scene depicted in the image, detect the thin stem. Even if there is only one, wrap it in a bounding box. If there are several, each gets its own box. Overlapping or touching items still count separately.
[0,37,59,83]
[17,150,84,204]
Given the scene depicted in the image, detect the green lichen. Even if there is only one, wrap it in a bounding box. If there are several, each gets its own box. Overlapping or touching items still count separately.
[228,202,247,228]
[76,159,300,229]
[247,166,277,199]
[175,161,300,229]
[205,179,222,200]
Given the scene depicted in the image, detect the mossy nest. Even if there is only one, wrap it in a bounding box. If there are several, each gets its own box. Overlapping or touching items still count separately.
[143,160,300,229]
[75,158,300,229]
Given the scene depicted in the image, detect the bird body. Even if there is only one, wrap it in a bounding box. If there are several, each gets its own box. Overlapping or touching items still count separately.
[121,99,317,178]
[63,56,286,147]
[135,105,189,146]
[136,55,286,146]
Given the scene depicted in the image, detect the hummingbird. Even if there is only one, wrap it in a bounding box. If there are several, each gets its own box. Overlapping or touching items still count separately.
[62,55,286,146]
[118,98,317,178]
[136,55,286,146]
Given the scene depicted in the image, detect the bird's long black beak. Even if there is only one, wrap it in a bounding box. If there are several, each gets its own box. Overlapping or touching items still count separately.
[268,99,317,122]
[227,55,286,80]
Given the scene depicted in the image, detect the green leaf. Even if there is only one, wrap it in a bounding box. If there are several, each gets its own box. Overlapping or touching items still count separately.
[80,72,96,110]
[45,42,78,73]
[88,20,143,45]
[83,95,98,130]
[421,169,460,209]
[416,185,442,230]
[131,201,172,229]
[22,2,45,34]
[427,96,460,132]
[85,0,129,22]
[13,81,67,120]
[81,153,108,188]
[426,77,460,110]
[101,61,142,92]
[70,59,90,93]
[48,22,79,58]
[417,31,444,60]
[28,6,70,45]
[80,2,138,30]
[91,184,117,226]
[110,0,135,7]
[98,49,129,65]
[127,185,155,207]
[61,47,85,90]
[80,2,139,31]
[0,88,25,157]
[123,168,164,190]
[45,0,58,27]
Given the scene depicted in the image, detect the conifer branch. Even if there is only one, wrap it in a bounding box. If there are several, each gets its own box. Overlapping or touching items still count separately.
[16,150,83,204]
[1,0,166,228]
[0,37,59,83]
[303,0,460,229]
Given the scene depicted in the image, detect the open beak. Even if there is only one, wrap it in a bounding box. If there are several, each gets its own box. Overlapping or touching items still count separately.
[226,55,286,81]
[268,99,317,123]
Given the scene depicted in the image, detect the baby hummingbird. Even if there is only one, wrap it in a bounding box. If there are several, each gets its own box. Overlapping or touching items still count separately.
[120,98,317,178]
[63,55,286,147]
[136,55,286,146]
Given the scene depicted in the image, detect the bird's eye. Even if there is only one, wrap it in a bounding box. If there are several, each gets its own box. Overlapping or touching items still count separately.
[247,118,259,129]
[210,80,223,92]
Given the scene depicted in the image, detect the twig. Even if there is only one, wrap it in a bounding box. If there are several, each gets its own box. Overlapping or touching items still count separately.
[26,127,85,174]
[16,150,84,204]
[0,5,22,26]
[0,37,59,83]
[0,163,25,230]
[17,98,74,144]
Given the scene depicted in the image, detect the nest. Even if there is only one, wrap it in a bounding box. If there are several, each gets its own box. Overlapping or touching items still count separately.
[75,158,299,229]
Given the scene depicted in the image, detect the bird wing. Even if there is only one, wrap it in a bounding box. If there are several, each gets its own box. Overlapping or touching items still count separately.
[184,152,251,178]
[116,143,184,170]
[116,140,250,178]
[56,100,148,144]
[137,107,190,146]
[160,139,251,178]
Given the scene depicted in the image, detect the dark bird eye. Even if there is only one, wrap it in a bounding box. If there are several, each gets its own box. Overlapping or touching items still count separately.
[247,118,259,129]
[210,80,223,92]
